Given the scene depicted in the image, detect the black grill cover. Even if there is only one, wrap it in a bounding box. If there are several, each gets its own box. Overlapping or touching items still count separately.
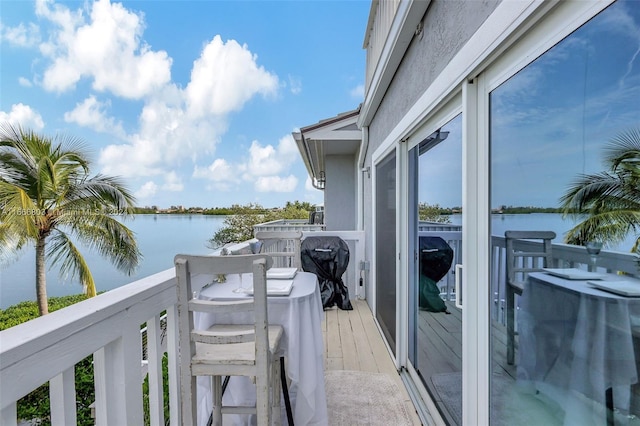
[419,236,454,312]
[301,236,353,310]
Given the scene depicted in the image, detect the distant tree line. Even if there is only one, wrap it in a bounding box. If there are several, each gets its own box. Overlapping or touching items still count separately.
[208,201,315,248]
[418,203,563,223]
[132,200,317,216]
[496,206,563,214]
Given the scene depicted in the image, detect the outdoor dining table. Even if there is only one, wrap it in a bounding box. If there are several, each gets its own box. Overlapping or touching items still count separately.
[194,270,328,425]
[518,271,640,425]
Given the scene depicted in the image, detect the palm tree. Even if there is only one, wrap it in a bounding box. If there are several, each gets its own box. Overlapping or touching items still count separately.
[0,123,141,315]
[560,128,640,254]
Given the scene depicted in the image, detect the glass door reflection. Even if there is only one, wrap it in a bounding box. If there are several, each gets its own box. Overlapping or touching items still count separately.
[409,114,463,424]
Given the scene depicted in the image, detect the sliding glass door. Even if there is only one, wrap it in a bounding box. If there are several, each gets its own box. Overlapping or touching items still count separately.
[376,149,397,353]
[407,114,464,423]
[487,1,640,424]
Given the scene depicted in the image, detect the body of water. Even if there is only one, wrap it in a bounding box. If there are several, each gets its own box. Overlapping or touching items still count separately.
[449,213,638,252]
[0,214,225,309]
[2,213,638,309]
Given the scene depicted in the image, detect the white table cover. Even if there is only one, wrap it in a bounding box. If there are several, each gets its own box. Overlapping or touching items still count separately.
[518,272,640,425]
[194,271,328,425]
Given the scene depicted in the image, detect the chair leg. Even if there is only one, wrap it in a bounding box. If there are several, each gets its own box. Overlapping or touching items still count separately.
[256,371,271,425]
[281,357,294,426]
[183,374,198,426]
[507,288,515,365]
[212,376,223,426]
[606,387,614,426]
[207,376,231,426]
[271,360,283,426]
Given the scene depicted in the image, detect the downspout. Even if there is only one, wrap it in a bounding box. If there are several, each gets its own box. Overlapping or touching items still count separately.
[357,126,369,231]
[356,126,370,301]
[300,131,324,191]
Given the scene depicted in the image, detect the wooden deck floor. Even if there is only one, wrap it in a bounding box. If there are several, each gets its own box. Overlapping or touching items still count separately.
[334,300,640,426]
[322,299,423,425]
[328,300,516,426]
[416,301,516,380]
[415,301,517,425]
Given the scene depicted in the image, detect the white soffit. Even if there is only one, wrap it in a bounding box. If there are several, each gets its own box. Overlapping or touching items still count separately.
[295,108,361,184]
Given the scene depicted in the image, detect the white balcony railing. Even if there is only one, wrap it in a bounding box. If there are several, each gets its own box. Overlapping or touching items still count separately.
[0,268,181,426]
[0,229,365,425]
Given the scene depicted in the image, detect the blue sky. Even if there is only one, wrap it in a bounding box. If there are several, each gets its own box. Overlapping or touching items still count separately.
[0,0,369,209]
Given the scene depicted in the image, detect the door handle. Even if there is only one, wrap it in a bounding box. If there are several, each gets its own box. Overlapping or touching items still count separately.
[454,264,463,309]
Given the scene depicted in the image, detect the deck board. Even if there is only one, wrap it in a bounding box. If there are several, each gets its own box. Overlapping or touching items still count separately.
[323,300,422,425]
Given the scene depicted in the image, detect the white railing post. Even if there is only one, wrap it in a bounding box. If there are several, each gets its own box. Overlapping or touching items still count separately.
[166,304,181,425]
[50,367,77,426]
[147,314,165,426]
[93,326,143,426]
[0,402,17,426]
[0,269,177,426]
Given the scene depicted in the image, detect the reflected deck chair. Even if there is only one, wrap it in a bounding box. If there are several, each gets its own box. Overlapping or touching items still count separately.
[505,230,556,365]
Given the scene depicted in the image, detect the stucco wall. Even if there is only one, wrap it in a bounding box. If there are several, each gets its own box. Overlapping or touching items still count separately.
[367,0,500,151]
[325,154,356,231]
[362,0,500,302]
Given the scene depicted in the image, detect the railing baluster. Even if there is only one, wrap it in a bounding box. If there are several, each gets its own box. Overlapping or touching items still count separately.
[94,327,144,426]
[166,304,181,425]
[0,402,17,426]
[50,367,77,426]
[147,314,165,426]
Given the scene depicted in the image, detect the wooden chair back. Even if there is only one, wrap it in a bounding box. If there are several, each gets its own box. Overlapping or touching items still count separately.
[174,253,274,424]
[505,230,556,293]
[255,231,303,270]
[504,230,555,365]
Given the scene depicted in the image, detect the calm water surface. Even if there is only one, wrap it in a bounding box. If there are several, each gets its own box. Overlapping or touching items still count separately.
[0,214,225,309]
[449,213,638,250]
[2,213,637,309]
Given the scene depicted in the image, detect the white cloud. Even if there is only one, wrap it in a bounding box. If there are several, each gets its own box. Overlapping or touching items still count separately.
[288,75,302,94]
[255,175,297,192]
[162,171,183,192]
[64,95,125,136]
[246,134,298,177]
[192,133,300,193]
[18,77,33,87]
[305,176,315,191]
[99,137,165,177]
[97,33,279,181]
[350,83,364,99]
[135,181,158,199]
[193,158,234,180]
[36,0,172,98]
[0,103,45,130]
[193,158,240,191]
[0,22,41,47]
[185,35,278,118]
[10,1,283,202]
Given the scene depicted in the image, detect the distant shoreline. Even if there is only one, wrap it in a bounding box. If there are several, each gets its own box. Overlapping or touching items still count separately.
[132,206,565,215]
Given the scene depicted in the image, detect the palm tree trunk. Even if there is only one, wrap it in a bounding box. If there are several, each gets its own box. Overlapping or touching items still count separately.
[36,236,48,315]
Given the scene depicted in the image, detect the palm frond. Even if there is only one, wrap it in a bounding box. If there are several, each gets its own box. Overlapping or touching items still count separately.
[560,128,640,250]
[46,231,97,297]
[59,213,142,274]
[605,128,640,170]
[68,174,137,211]
[0,181,40,239]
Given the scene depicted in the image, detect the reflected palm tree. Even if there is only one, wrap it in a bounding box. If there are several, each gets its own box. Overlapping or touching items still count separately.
[560,128,640,254]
